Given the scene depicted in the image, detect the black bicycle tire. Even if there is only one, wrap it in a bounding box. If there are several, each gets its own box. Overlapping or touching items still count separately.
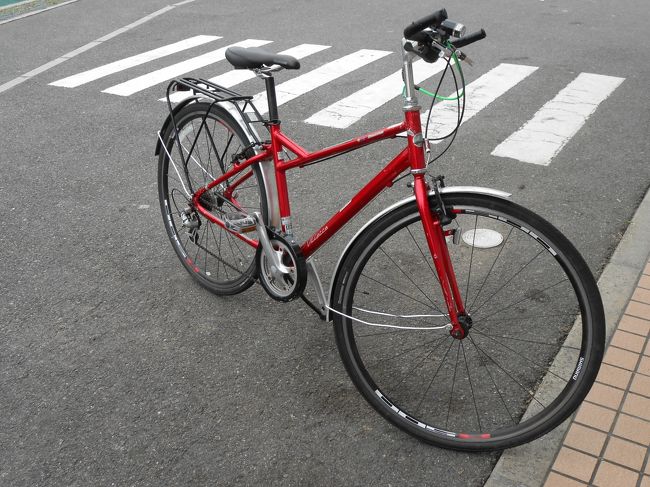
[332,192,605,451]
[158,102,268,295]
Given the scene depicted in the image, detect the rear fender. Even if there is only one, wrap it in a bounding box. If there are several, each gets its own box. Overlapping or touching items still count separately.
[155,100,279,229]
[221,104,280,230]
[154,97,200,156]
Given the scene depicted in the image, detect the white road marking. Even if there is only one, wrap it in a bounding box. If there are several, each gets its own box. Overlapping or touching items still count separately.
[304,59,451,128]
[29,19,622,170]
[102,39,272,97]
[0,4,177,94]
[50,35,221,88]
[250,49,391,115]
[422,63,538,142]
[163,43,331,103]
[491,72,625,165]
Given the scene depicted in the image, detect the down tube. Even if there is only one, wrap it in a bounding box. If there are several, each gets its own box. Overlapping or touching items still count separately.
[300,148,410,257]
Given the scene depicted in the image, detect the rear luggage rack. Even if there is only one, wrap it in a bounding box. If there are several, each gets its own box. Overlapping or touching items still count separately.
[164,77,268,146]
[158,77,270,211]
[169,77,253,103]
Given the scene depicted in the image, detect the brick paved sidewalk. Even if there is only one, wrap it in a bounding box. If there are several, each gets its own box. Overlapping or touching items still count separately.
[544,261,650,487]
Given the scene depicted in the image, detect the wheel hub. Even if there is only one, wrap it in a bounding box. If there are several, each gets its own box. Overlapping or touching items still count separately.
[450,314,472,339]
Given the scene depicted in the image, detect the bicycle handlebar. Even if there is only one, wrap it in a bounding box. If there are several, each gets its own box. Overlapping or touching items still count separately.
[450,29,486,49]
[403,8,448,39]
[403,8,486,64]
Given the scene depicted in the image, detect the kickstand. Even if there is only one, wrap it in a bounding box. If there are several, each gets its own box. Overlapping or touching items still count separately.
[300,294,327,321]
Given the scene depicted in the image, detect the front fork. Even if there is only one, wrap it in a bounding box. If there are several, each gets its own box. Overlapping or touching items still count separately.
[402,55,468,337]
[413,175,468,338]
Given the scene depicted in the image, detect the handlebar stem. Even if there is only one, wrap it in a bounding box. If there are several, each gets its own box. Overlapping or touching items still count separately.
[401,41,420,111]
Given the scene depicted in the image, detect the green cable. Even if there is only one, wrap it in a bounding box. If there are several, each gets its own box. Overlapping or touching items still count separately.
[402,45,466,101]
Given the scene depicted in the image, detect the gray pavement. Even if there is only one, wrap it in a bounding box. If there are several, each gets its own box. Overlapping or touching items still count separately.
[1,0,649,485]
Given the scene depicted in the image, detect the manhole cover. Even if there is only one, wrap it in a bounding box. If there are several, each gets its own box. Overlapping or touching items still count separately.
[461,228,503,248]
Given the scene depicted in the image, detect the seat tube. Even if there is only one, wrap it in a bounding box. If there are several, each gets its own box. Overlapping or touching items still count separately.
[269,124,293,236]
[260,74,293,236]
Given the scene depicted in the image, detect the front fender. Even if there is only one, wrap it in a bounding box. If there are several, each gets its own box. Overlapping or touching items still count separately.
[325,186,512,321]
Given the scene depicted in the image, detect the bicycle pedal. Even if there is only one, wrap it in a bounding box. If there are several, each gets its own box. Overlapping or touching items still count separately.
[223,212,257,233]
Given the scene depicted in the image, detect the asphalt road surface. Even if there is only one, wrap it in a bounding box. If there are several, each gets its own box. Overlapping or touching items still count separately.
[1,0,649,485]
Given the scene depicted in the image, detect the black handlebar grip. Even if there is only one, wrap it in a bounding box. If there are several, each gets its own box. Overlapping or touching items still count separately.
[403,8,448,39]
[451,29,486,49]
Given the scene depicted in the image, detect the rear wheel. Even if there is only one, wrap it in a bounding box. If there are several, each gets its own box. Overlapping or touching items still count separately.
[158,102,268,295]
[332,193,604,450]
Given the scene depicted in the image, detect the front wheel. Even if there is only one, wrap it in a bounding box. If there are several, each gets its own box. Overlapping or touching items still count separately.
[332,193,605,451]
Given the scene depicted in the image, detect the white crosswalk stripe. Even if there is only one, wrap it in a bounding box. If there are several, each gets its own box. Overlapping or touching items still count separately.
[248,49,391,115]
[304,59,450,128]
[163,43,331,104]
[49,36,625,166]
[102,38,272,97]
[50,35,221,88]
[491,73,625,165]
[421,63,538,142]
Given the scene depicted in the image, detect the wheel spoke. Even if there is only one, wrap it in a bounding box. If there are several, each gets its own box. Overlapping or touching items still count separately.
[445,342,462,429]
[193,222,206,267]
[406,225,440,285]
[415,338,456,414]
[365,335,449,367]
[377,245,446,315]
[209,222,223,279]
[467,335,516,425]
[359,273,441,312]
[470,336,548,410]
[389,335,452,390]
[204,120,228,175]
[467,226,514,311]
[469,331,581,351]
[464,215,478,305]
[471,278,570,325]
[471,329,570,384]
[191,121,208,186]
[470,248,546,315]
[461,341,482,432]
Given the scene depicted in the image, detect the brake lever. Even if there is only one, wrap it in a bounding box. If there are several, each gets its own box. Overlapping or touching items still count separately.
[454,49,473,66]
[428,38,453,58]
[433,37,474,66]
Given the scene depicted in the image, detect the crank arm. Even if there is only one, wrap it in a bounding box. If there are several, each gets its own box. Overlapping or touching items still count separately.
[253,212,291,277]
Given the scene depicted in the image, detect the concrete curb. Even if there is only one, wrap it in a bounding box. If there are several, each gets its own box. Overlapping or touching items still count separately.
[484,185,650,487]
[0,0,38,12]
[0,0,78,25]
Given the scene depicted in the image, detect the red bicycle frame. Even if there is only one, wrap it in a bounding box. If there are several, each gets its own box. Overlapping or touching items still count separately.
[191,104,468,334]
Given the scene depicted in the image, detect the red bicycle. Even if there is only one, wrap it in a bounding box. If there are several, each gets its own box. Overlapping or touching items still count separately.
[155,9,604,451]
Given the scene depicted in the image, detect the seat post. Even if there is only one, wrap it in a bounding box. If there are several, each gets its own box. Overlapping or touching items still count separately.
[264,76,280,122]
